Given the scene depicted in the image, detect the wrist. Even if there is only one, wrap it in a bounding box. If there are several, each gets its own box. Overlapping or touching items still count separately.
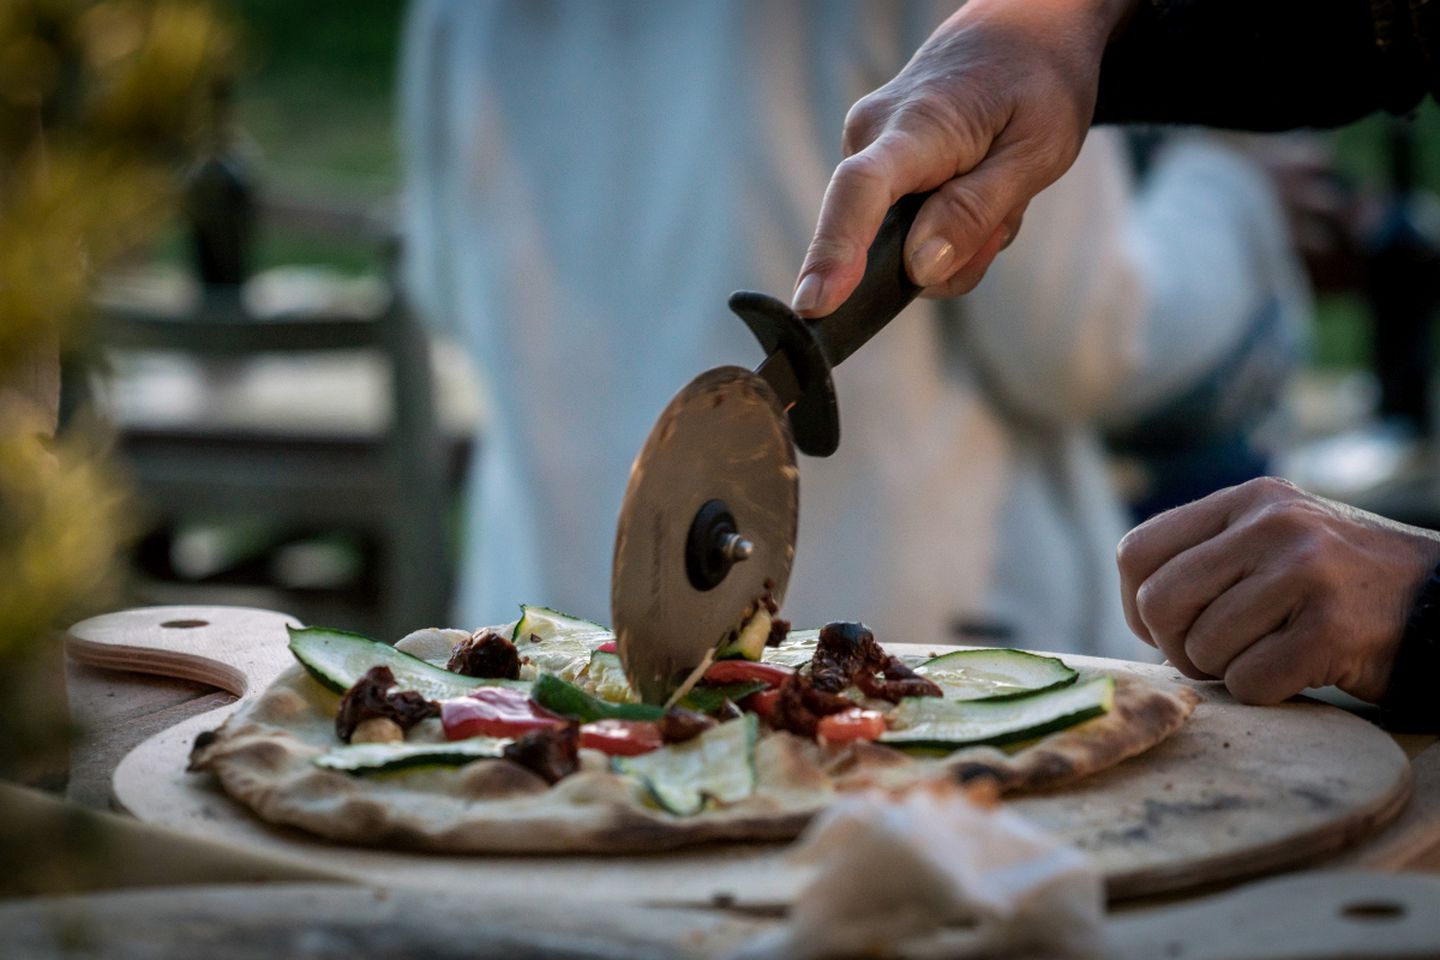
[1380,558,1440,731]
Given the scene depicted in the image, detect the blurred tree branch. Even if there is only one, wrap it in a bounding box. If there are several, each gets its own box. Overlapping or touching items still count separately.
[0,0,232,780]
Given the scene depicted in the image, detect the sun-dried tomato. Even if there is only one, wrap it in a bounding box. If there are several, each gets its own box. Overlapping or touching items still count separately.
[446,627,521,680]
[502,723,580,784]
[811,622,941,702]
[657,707,715,744]
[766,617,791,647]
[767,672,853,738]
[335,666,440,742]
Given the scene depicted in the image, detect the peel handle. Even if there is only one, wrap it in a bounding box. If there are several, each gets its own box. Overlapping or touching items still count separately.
[809,190,933,366]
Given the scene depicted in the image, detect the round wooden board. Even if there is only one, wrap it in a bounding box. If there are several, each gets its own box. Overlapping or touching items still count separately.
[70,606,1413,906]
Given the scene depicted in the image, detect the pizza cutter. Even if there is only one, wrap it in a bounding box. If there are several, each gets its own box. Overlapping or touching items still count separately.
[613,192,934,704]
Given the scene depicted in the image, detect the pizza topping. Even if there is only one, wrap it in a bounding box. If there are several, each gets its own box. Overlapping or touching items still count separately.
[315,737,509,774]
[441,687,565,740]
[579,718,664,756]
[502,722,580,784]
[767,672,855,738]
[657,707,716,745]
[509,605,615,677]
[812,622,942,703]
[881,676,1115,749]
[680,680,769,715]
[767,616,792,647]
[914,648,1079,701]
[702,659,793,687]
[335,666,441,742]
[289,626,529,702]
[350,717,404,744]
[612,714,759,816]
[816,708,888,743]
[446,627,522,680]
[531,673,664,723]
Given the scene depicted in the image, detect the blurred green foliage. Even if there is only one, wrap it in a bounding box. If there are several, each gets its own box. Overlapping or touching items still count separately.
[231,0,403,201]
[0,0,229,782]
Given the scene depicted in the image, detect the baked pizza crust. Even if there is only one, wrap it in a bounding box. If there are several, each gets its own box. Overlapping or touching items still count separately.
[188,631,1199,853]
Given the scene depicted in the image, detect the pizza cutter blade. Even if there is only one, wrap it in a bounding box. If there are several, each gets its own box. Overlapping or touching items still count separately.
[612,367,797,705]
[613,192,935,704]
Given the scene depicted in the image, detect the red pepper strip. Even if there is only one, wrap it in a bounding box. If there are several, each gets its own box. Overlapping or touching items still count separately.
[441,688,564,741]
[596,640,618,654]
[703,660,793,687]
[579,718,663,756]
[817,707,887,743]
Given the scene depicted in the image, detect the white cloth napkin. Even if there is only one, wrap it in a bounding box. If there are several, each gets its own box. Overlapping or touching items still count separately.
[729,782,1107,959]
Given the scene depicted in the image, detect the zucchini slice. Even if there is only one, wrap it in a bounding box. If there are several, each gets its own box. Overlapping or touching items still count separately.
[287,626,528,700]
[717,609,771,661]
[916,648,1078,701]
[613,714,758,815]
[314,738,509,774]
[760,627,820,668]
[531,672,664,723]
[510,605,615,677]
[880,676,1114,750]
[584,650,638,704]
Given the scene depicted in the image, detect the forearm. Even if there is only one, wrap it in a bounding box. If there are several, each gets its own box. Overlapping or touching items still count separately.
[1096,0,1434,130]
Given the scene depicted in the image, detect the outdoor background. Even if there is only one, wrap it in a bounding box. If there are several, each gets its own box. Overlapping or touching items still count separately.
[214,0,1440,369]
[98,0,1440,639]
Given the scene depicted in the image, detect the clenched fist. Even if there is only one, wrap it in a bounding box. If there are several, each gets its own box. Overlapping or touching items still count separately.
[1116,477,1440,705]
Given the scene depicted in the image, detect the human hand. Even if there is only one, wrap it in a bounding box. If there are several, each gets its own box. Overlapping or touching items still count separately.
[1116,477,1440,705]
[792,0,1134,317]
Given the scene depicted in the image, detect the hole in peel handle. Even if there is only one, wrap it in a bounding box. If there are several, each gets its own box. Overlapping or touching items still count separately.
[1340,900,1407,921]
[809,190,934,368]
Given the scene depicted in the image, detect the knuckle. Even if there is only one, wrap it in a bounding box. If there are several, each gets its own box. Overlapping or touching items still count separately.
[1185,637,1226,678]
[842,96,884,155]
[1251,498,1311,538]
[800,239,853,276]
[1115,528,1144,574]
[1224,663,1284,706]
[1247,476,1299,502]
[830,151,894,202]
[932,181,994,234]
[1134,579,1175,634]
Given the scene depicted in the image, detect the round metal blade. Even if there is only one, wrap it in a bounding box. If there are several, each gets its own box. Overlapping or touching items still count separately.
[612,366,797,704]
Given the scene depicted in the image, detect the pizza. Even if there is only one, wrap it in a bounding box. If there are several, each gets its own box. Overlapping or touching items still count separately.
[188,605,1199,853]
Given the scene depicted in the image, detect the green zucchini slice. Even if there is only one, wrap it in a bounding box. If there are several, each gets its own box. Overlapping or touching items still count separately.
[915,648,1078,701]
[531,672,664,723]
[717,608,772,661]
[584,650,638,704]
[314,738,509,774]
[760,627,820,668]
[287,626,528,700]
[880,676,1114,750]
[510,605,615,677]
[613,714,758,815]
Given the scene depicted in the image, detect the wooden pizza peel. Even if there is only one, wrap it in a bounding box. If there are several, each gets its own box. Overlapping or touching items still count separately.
[66,605,1416,908]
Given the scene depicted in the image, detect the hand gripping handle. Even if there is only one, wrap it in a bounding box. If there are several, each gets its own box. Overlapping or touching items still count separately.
[728,191,933,457]
[809,190,930,366]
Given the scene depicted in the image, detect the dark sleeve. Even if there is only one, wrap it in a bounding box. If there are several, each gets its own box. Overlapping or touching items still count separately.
[1094,0,1438,130]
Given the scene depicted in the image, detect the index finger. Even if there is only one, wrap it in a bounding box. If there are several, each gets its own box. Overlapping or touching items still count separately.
[791,150,893,317]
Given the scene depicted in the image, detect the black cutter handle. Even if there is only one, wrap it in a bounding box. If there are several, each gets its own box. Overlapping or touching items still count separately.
[809,190,932,367]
